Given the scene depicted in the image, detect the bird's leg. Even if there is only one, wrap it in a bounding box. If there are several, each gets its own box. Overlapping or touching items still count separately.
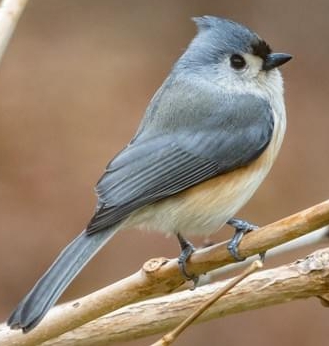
[226,218,265,262]
[176,233,199,287]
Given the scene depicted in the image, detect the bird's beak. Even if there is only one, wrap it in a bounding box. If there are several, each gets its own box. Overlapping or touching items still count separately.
[263,53,292,71]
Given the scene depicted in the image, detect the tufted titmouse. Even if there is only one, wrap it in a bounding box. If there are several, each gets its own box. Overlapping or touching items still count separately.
[7,16,291,332]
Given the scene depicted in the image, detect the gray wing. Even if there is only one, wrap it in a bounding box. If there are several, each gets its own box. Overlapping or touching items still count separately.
[87,93,274,234]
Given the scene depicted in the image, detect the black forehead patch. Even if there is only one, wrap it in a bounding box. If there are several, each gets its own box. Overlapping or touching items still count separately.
[252,39,272,60]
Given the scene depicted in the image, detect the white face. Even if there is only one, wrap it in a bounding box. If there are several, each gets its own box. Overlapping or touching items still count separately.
[214,52,284,103]
[236,53,264,78]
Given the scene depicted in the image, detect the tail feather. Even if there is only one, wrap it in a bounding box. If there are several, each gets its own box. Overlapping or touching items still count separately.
[7,227,117,332]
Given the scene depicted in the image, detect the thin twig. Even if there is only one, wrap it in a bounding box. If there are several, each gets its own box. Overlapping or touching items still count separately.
[151,260,263,346]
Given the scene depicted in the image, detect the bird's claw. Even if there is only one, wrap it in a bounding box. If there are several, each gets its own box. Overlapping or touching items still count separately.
[226,218,262,262]
[177,233,199,289]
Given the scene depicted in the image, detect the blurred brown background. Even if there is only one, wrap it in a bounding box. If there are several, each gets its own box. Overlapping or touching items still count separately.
[1,0,328,345]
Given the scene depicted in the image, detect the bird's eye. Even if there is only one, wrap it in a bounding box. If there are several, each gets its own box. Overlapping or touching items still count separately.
[230,54,246,70]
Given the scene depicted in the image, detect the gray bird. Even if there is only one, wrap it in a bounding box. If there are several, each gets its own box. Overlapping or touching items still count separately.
[7,16,291,333]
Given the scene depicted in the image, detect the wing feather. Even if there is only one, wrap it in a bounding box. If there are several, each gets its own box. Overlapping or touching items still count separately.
[86,91,274,234]
[87,144,218,233]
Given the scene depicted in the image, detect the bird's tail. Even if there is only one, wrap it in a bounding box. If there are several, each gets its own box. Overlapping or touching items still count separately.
[7,227,118,333]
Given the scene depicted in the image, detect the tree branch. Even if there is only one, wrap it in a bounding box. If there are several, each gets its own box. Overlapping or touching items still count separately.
[1,199,329,346]
[150,260,263,346]
[24,247,329,345]
[202,226,329,281]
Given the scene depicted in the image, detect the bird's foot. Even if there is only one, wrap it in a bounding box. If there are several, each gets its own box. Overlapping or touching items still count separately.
[226,218,265,262]
[176,233,199,288]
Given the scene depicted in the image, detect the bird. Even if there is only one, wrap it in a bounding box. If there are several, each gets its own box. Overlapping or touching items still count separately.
[7,15,292,333]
